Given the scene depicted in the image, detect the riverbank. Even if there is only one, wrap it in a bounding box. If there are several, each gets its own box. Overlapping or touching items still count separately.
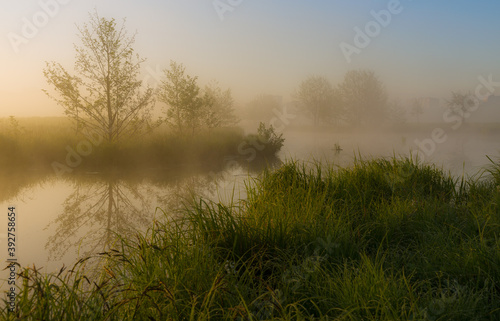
[0,117,282,175]
[2,156,499,320]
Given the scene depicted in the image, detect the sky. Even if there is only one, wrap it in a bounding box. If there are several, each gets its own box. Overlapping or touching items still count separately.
[1,0,500,117]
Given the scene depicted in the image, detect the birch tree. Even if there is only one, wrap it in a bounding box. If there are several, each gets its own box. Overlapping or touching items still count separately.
[43,11,155,143]
[158,61,203,135]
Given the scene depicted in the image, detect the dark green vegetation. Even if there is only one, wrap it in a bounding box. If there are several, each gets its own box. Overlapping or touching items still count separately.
[2,156,500,320]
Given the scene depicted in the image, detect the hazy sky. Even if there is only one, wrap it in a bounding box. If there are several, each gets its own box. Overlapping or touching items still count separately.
[1,0,500,117]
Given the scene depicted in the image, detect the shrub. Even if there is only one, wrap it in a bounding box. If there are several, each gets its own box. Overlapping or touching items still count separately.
[244,122,285,157]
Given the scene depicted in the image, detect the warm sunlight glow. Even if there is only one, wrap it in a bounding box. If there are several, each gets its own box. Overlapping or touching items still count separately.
[2,1,499,116]
[1,2,500,318]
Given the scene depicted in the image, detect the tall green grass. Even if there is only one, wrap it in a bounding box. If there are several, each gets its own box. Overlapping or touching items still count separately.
[2,156,500,320]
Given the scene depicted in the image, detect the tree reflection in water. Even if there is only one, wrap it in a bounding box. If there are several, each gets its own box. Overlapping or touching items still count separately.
[45,177,153,260]
[44,156,281,261]
[156,174,220,213]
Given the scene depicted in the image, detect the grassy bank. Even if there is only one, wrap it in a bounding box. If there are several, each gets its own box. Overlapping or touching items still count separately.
[0,117,281,174]
[2,156,500,320]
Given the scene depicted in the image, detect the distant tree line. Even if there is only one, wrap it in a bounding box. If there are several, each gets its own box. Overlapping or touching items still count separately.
[293,70,390,127]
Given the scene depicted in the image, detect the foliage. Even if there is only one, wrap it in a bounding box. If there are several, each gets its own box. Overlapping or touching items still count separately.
[244,122,285,157]
[447,91,476,124]
[6,116,25,137]
[244,94,282,121]
[158,68,239,135]
[257,122,285,154]
[294,76,341,126]
[293,70,388,127]
[387,100,407,125]
[410,98,425,122]
[0,117,255,174]
[201,81,239,129]
[337,69,388,126]
[158,61,204,135]
[43,11,155,143]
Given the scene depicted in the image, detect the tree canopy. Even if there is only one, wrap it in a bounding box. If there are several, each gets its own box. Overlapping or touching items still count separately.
[244,94,282,121]
[294,76,340,126]
[338,70,387,126]
[43,11,155,143]
[158,61,203,135]
[202,81,239,129]
[410,98,424,122]
[293,70,388,127]
[158,62,238,135]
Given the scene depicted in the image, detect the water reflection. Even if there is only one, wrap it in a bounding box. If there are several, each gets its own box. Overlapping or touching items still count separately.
[0,156,278,293]
[45,177,154,260]
[154,155,282,210]
[43,155,282,260]
[0,170,50,204]
[156,175,217,212]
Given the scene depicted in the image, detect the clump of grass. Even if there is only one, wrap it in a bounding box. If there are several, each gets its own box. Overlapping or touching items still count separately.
[2,258,113,320]
[2,156,500,320]
[486,155,500,189]
[179,156,500,319]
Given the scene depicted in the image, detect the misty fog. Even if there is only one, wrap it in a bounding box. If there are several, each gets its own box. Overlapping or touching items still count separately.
[1,2,500,317]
